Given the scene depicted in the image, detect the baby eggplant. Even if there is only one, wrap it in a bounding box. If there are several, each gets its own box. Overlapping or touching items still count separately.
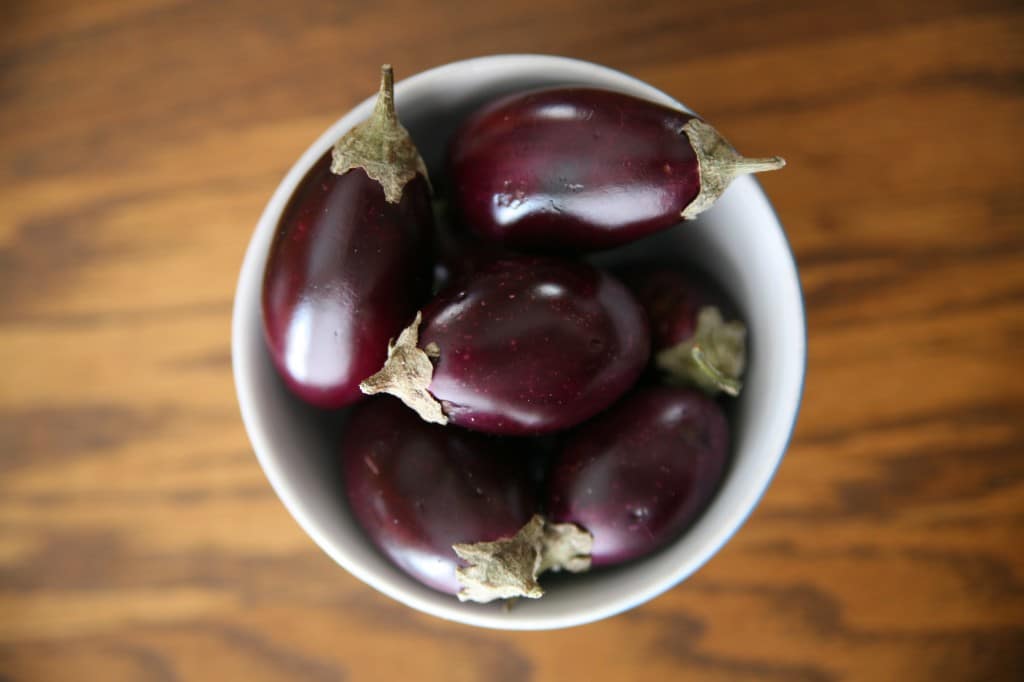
[262,66,434,408]
[448,87,784,252]
[341,397,537,597]
[360,255,650,436]
[623,267,747,396]
[546,386,730,566]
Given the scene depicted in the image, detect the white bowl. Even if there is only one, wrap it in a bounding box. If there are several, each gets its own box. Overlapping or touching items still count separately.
[232,55,806,630]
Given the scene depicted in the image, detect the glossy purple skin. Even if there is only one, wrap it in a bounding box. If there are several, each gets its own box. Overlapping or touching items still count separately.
[622,267,739,351]
[262,155,433,408]
[342,398,537,595]
[420,256,650,435]
[448,87,700,253]
[547,386,730,567]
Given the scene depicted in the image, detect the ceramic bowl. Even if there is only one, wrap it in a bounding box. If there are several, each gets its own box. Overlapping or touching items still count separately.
[232,54,806,630]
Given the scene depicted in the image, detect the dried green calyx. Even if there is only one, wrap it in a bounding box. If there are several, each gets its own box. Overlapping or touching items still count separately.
[359,312,447,424]
[656,305,747,396]
[681,119,785,220]
[331,64,430,204]
[453,515,593,603]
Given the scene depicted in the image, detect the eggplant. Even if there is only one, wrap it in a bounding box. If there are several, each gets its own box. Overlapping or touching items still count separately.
[360,255,650,436]
[546,386,730,566]
[343,397,590,603]
[342,397,537,596]
[262,66,433,408]
[448,87,784,252]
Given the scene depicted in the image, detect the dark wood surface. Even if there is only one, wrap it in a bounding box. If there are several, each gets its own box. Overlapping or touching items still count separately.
[2,1,1023,680]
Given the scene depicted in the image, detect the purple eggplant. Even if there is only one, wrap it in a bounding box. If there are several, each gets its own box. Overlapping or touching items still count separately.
[546,386,730,567]
[623,267,747,396]
[343,397,590,603]
[448,87,784,252]
[341,397,537,596]
[359,255,650,436]
[262,66,434,408]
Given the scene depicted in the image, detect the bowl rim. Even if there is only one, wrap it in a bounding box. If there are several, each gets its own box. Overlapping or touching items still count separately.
[232,53,807,630]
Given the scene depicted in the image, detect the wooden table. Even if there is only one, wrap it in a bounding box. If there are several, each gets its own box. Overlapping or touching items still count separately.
[2,1,1022,680]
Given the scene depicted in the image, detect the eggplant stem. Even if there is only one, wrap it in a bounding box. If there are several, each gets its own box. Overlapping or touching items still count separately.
[373,64,397,122]
[680,118,785,220]
[359,312,448,425]
[655,306,746,396]
[452,515,593,603]
[690,345,742,397]
[331,64,431,203]
[725,155,787,175]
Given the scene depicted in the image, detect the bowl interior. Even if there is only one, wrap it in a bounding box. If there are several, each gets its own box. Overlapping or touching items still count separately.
[232,55,806,630]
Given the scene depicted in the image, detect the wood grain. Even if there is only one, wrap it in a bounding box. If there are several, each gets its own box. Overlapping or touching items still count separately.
[2,0,1022,680]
